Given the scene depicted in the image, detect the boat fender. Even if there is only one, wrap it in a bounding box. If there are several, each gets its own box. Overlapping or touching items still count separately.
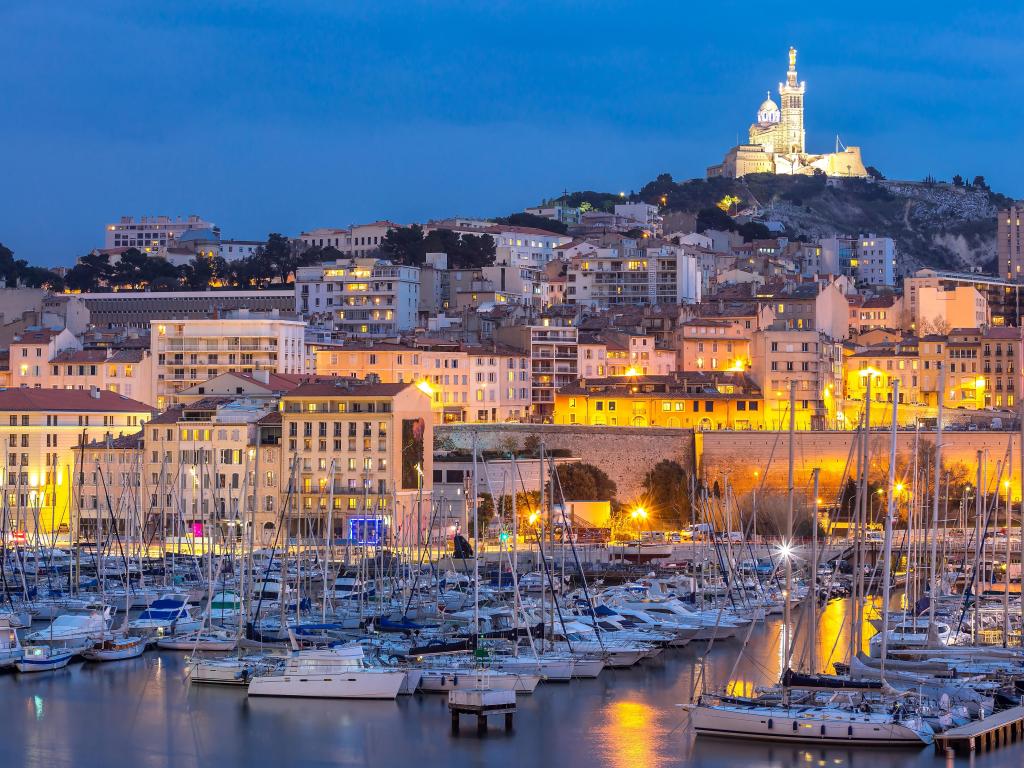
[440,675,446,686]
[847,725,853,737]
[820,725,825,736]
[453,675,459,686]
[767,719,773,730]
[792,721,798,732]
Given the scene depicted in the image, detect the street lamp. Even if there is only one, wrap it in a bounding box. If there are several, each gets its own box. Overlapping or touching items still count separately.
[630,506,648,564]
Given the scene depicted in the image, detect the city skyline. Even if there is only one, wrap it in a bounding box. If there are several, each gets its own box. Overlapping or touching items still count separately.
[1,2,1023,264]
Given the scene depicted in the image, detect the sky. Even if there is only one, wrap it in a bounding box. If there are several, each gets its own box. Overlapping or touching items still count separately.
[1,1,1022,266]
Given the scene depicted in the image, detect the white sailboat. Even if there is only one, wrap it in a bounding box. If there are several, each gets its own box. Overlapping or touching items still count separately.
[247,645,407,699]
[0,617,24,668]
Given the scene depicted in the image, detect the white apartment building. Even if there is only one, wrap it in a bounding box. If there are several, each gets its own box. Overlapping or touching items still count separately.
[820,235,896,287]
[151,311,308,409]
[577,332,675,378]
[486,226,573,268]
[614,202,663,235]
[105,215,217,250]
[566,238,700,309]
[295,258,420,337]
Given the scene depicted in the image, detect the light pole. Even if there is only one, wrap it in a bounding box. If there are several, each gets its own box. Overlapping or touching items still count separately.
[631,506,648,564]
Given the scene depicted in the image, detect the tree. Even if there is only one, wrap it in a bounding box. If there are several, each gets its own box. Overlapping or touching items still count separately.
[865,166,885,181]
[494,212,567,235]
[65,251,114,292]
[695,206,736,233]
[263,233,297,284]
[641,460,691,527]
[952,174,964,187]
[380,224,426,265]
[737,221,771,242]
[555,463,616,502]
[972,175,989,191]
[181,254,227,290]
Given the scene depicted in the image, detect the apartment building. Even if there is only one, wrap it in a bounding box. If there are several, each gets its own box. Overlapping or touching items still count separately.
[905,269,1023,328]
[279,379,432,545]
[14,348,155,406]
[554,371,763,430]
[314,341,530,423]
[998,206,1024,281]
[8,328,80,380]
[0,388,151,533]
[820,235,896,287]
[565,237,700,309]
[494,321,578,421]
[750,329,841,429]
[150,311,308,409]
[105,215,217,251]
[675,319,752,373]
[295,258,420,337]
[913,285,989,332]
[486,226,573,268]
[577,332,675,378]
[139,397,280,540]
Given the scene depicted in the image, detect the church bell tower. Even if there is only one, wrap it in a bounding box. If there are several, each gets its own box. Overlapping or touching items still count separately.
[778,46,805,154]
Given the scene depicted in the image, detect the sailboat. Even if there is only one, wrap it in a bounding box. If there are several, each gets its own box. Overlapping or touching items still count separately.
[247,644,407,699]
[686,382,935,748]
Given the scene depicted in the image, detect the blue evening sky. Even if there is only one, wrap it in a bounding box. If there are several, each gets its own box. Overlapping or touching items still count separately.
[1,1,1021,265]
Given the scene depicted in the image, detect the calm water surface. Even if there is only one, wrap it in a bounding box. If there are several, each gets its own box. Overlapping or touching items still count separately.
[3,601,1021,768]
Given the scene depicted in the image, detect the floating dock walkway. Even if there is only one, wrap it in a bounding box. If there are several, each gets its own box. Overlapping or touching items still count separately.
[934,705,1024,755]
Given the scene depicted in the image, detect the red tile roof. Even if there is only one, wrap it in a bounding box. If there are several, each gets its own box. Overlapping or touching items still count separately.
[0,388,153,412]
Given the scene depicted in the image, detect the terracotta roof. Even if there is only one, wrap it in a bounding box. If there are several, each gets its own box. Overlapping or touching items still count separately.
[11,329,61,344]
[0,388,153,413]
[51,350,109,363]
[862,296,897,309]
[233,372,314,391]
[284,379,412,399]
[108,349,147,363]
[147,408,183,425]
[257,411,282,425]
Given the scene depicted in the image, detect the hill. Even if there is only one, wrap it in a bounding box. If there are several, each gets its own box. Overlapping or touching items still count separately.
[560,173,1017,274]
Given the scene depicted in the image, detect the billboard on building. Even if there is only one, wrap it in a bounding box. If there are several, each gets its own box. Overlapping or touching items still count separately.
[401,417,425,490]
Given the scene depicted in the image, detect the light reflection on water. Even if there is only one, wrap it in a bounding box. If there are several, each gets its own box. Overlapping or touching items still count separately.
[0,599,1021,768]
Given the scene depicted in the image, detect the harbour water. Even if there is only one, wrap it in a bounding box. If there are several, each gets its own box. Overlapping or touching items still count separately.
[2,600,1020,768]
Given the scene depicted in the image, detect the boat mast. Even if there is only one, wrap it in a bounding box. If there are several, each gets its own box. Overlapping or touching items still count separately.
[879,380,899,679]
[783,381,794,671]
[808,467,819,674]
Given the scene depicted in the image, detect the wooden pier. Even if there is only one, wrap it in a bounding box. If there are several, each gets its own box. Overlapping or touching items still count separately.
[934,705,1024,755]
[449,688,516,735]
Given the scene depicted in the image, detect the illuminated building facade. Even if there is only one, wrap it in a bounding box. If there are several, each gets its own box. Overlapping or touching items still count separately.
[554,372,764,430]
[0,388,151,534]
[295,258,420,336]
[150,313,308,409]
[278,379,432,545]
[707,48,868,179]
[315,341,530,424]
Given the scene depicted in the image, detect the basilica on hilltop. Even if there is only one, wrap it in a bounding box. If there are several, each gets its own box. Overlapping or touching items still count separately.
[707,47,868,179]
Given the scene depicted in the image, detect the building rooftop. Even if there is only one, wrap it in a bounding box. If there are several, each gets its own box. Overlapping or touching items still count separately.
[0,388,153,413]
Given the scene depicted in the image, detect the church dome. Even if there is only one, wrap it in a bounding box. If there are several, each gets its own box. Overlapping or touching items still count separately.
[757,93,781,125]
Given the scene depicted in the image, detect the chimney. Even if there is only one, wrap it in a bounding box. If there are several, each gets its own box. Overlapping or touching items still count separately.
[253,370,270,385]
[90,386,101,399]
